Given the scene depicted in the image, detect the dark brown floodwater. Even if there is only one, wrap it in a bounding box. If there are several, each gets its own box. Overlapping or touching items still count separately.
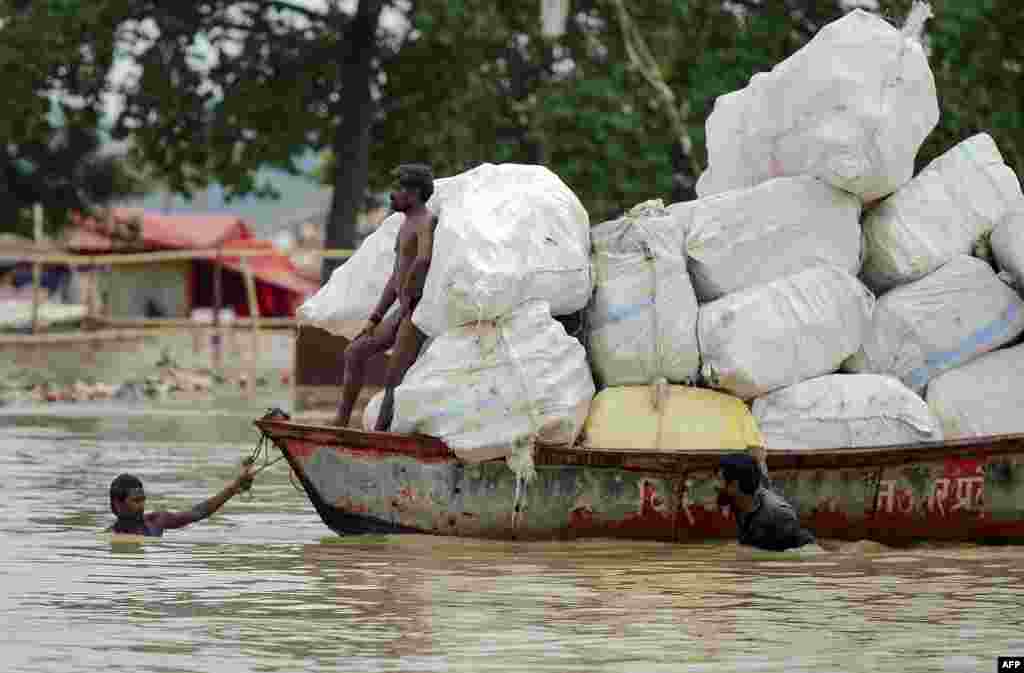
[1,401,1022,673]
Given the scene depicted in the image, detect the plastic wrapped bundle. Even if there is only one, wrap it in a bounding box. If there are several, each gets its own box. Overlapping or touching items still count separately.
[685,176,862,302]
[698,265,875,400]
[861,134,1024,293]
[926,343,1024,439]
[991,211,1024,290]
[752,374,942,451]
[587,200,699,386]
[583,384,764,453]
[697,7,938,203]
[845,255,1024,393]
[412,163,592,337]
[385,301,595,478]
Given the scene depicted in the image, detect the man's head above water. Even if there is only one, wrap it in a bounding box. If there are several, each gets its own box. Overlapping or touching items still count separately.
[109,473,146,519]
[719,454,762,495]
[390,163,434,212]
[106,465,253,536]
[717,453,763,513]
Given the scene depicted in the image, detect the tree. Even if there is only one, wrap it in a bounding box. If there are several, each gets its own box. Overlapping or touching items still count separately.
[0,0,148,236]
[8,0,1019,258]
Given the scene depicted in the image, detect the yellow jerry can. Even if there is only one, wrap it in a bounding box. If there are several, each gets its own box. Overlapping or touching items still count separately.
[582,383,764,453]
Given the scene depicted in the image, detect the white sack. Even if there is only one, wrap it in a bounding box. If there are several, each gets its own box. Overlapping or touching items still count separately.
[845,255,1024,393]
[686,176,862,302]
[296,173,466,335]
[752,374,942,451]
[362,391,384,433]
[698,265,874,400]
[697,8,938,203]
[991,211,1024,290]
[412,163,591,337]
[587,200,700,386]
[861,134,1024,293]
[392,301,595,473]
[926,343,1024,439]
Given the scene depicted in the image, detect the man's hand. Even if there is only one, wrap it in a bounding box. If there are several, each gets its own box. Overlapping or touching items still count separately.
[235,461,255,494]
[399,286,421,316]
[354,318,379,342]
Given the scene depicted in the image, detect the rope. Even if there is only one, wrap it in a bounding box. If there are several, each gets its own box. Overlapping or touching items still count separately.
[239,408,298,496]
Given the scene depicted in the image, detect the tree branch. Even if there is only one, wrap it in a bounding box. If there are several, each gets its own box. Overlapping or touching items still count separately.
[252,0,331,25]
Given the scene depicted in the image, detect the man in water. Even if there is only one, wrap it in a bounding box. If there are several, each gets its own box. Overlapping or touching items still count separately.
[717,453,816,551]
[333,163,437,432]
[107,465,253,537]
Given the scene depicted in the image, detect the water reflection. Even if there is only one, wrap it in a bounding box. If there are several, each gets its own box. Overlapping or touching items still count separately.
[2,409,1024,672]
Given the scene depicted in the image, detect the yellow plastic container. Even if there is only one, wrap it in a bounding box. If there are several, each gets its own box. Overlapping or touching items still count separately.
[582,384,764,452]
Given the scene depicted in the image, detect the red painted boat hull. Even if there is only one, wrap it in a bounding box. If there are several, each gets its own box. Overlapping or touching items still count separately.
[254,418,1024,545]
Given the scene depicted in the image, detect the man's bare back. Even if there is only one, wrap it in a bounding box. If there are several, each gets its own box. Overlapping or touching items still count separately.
[333,164,437,430]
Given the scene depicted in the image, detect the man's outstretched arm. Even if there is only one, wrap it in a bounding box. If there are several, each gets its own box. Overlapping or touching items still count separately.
[151,466,254,530]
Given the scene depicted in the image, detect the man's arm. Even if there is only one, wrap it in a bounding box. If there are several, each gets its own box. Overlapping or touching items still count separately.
[151,468,253,530]
[400,217,436,310]
[368,273,398,324]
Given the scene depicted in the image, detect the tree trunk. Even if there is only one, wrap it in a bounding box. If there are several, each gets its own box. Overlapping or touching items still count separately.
[670,139,697,203]
[322,0,385,283]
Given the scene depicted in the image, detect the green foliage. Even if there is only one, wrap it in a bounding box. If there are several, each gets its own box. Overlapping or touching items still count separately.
[5,0,1022,239]
[911,0,1024,173]
[0,0,148,235]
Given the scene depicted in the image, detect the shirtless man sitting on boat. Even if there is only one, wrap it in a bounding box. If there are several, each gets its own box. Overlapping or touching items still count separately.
[333,163,436,432]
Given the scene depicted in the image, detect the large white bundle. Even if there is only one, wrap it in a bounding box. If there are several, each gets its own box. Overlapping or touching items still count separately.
[587,200,699,386]
[296,173,467,335]
[412,163,591,337]
[696,8,938,203]
[685,176,862,302]
[698,265,874,400]
[752,374,942,451]
[845,255,1024,393]
[991,211,1024,290]
[926,343,1024,439]
[861,134,1024,293]
[389,301,595,476]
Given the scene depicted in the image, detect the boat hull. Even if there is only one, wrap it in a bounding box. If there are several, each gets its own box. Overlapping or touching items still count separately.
[255,420,1024,545]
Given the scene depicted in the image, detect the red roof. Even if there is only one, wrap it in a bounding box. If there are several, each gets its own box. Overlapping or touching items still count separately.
[65,209,251,251]
[220,238,321,296]
[63,209,319,298]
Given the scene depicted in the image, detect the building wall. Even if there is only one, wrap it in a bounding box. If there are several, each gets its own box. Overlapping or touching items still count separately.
[102,260,191,318]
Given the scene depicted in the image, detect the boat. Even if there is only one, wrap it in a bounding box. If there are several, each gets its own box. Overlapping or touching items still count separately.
[254,411,1024,545]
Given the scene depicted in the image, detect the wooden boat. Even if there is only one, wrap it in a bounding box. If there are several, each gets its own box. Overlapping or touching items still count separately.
[254,413,1024,545]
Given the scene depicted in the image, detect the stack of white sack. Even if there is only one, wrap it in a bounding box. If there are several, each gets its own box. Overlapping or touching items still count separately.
[683,176,862,302]
[363,301,594,478]
[412,163,592,337]
[861,134,1024,293]
[296,171,474,334]
[752,374,942,450]
[698,265,875,400]
[696,6,938,203]
[587,200,700,386]
[991,211,1024,290]
[845,255,1024,393]
[926,343,1024,439]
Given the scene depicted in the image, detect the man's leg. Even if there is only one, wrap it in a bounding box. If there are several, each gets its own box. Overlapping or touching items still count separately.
[333,313,401,427]
[373,315,427,432]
